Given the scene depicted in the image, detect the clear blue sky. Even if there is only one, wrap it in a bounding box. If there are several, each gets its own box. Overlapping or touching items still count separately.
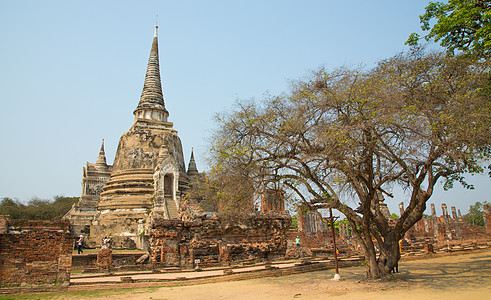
[0,0,489,216]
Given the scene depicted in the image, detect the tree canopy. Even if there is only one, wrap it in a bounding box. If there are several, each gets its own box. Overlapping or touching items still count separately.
[406,0,491,58]
[209,50,490,278]
[0,196,78,220]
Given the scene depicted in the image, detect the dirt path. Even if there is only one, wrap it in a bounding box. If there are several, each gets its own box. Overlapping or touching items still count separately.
[40,250,491,299]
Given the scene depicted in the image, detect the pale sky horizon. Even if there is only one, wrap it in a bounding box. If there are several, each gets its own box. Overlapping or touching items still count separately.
[1,0,489,216]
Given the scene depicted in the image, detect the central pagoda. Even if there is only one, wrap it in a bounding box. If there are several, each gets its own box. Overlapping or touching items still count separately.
[89,26,189,249]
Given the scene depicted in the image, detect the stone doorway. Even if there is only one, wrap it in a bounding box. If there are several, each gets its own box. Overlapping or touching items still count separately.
[164,174,174,197]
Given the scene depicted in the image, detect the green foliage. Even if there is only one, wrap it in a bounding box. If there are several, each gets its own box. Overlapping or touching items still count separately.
[0,196,78,220]
[291,215,298,229]
[0,198,25,219]
[463,201,489,226]
[391,213,399,219]
[407,0,491,57]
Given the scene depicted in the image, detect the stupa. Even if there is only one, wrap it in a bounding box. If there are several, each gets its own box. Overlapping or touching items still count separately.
[71,25,193,249]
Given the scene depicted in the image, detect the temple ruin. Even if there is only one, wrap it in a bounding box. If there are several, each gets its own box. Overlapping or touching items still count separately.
[61,25,490,264]
[64,25,197,249]
[63,26,292,259]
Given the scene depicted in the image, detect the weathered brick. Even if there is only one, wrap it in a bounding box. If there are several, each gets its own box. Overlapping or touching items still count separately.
[0,219,72,287]
[149,212,291,268]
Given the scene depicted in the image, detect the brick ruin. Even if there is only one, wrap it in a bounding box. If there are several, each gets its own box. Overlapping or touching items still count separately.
[296,209,329,247]
[145,188,292,268]
[0,216,72,287]
[295,202,491,256]
[401,202,490,245]
[1,196,489,289]
[148,212,291,268]
[293,208,356,258]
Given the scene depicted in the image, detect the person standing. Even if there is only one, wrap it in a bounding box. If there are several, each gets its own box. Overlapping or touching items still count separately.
[77,235,84,254]
[393,239,402,273]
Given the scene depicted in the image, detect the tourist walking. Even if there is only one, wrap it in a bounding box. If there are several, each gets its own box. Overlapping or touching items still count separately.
[77,235,84,254]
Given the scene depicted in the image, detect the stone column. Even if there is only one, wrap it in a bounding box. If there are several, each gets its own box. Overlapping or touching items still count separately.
[431,204,439,240]
[442,204,452,240]
[451,206,462,238]
[451,206,457,219]
[458,209,463,221]
[441,203,448,217]
[297,210,306,233]
[399,202,405,217]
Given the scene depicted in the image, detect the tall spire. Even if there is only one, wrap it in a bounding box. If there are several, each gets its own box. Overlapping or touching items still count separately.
[95,139,108,171]
[134,25,168,120]
[187,148,199,177]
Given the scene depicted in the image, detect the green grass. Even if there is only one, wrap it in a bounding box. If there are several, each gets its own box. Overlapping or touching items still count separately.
[0,286,162,299]
[72,249,147,255]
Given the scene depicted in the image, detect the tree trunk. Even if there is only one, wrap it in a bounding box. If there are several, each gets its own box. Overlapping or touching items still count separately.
[362,232,400,279]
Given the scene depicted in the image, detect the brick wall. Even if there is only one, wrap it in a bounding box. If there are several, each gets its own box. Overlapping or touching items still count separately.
[0,219,72,287]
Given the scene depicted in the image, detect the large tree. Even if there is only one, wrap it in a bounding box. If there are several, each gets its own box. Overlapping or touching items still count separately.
[406,0,491,58]
[463,201,490,226]
[210,50,490,278]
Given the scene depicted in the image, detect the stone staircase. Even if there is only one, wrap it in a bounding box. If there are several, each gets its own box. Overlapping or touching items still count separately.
[165,196,179,219]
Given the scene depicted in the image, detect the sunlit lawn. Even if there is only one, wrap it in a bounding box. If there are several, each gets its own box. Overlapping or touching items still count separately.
[72,248,147,255]
[0,287,160,300]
